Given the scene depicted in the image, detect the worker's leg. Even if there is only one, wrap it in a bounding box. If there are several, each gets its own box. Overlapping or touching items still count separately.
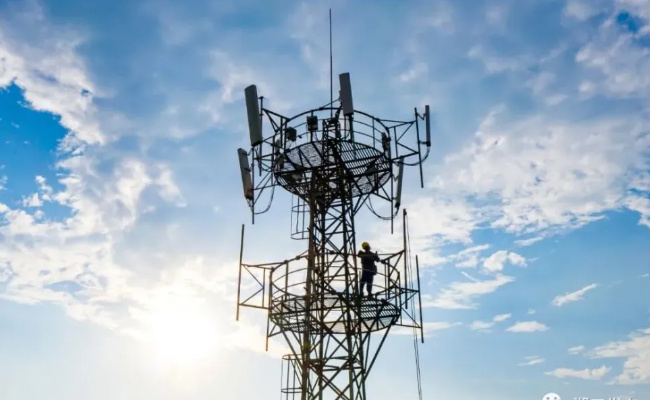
[360,271,371,297]
[366,274,374,298]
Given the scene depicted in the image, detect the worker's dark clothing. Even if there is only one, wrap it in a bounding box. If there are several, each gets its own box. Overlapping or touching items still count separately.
[357,249,380,296]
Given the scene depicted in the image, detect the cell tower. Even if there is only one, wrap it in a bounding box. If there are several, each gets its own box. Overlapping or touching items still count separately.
[235,13,431,400]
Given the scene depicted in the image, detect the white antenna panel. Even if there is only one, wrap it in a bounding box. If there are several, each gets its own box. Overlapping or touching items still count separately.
[245,85,263,146]
[339,73,354,116]
[237,148,254,200]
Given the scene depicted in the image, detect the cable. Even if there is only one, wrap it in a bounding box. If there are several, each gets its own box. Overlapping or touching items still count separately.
[366,194,399,221]
[412,328,423,400]
[253,184,277,215]
[405,213,423,400]
[402,145,431,166]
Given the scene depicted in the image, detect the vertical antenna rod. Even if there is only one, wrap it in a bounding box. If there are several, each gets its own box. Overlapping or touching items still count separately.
[329,8,333,117]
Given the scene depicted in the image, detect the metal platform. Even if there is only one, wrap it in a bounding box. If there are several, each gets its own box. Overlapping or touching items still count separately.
[269,293,400,334]
[275,139,391,198]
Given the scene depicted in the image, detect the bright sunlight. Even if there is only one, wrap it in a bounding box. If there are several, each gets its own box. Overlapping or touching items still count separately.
[144,294,220,369]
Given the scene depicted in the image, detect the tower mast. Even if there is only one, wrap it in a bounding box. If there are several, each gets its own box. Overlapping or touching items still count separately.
[235,11,432,400]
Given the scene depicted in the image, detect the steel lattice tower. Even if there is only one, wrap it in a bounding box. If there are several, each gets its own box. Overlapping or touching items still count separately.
[235,44,431,400]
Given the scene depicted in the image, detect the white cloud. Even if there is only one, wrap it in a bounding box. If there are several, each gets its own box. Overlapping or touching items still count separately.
[518,355,545,366]
[514,236,544,247]
[392,321,461,337]
[563,0,604,21]
[552,283,599,306]
[589,327,650,384]
[423,274,514,309]
[545,365,611,380]
[525,69,569,106]
[493,313,511,322]
[483,250,527,273]
[422,321,462,331]
[485,4,507,26]
[397,62,428,83]
[575,6,650,98]
[0,3,242,356]
[467,45,529,74]
[569,345,585,355]
[469,313,511,332]
[526,71,556,96]
[22,193,42,208]
[0,17,103,147]
[544,94,568,106]
[432,107,650,234]
[624,195,650,228]
[506,321,549,333]
[527,308,536,315]
[450,244,491,268]
[424,2,455,33]
[469,320,493,331]
[369,195,485,267]
[406,196,483,245]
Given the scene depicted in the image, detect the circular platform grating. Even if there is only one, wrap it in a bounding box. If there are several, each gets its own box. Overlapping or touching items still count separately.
[274,140,391,198]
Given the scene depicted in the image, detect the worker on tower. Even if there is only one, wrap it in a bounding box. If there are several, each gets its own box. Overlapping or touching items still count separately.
[357,241,380,298]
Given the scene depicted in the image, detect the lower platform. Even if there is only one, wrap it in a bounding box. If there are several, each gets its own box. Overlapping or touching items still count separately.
[269,293,400,334]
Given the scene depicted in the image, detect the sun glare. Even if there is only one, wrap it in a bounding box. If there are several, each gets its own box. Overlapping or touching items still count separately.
[146,297,219,368]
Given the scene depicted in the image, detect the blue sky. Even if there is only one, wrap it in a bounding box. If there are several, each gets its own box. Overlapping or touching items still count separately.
[0,0,649,399]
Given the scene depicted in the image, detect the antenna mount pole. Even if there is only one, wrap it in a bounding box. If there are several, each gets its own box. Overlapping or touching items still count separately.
[329,9,333,117]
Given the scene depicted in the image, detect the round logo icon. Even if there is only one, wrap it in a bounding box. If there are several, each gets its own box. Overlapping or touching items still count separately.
[543,393,561,400]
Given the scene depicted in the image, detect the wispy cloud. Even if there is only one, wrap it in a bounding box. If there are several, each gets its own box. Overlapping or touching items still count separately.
[568,345,585,355]
[552,283,599,306]
[506,321,549,333]
[514,236,544,247]
[518,355,545,366]
[392,321,461,337]
[423,274,514,309]
[469,313,511,332]
[563,0,603,21]
[467,45,530,74]
[575,7,650,99]
[493,313,511,322]
[545,366,611,380]
[469,320,493,331]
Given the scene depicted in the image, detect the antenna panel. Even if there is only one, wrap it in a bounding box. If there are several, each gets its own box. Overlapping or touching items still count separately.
[237,148,254,200]
[424,105,431,147]
[394,158,405,209]
[245,85,263,146]
[339,73,354,116]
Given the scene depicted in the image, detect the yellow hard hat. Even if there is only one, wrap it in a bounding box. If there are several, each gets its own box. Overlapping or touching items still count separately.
[361,241,370,249]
